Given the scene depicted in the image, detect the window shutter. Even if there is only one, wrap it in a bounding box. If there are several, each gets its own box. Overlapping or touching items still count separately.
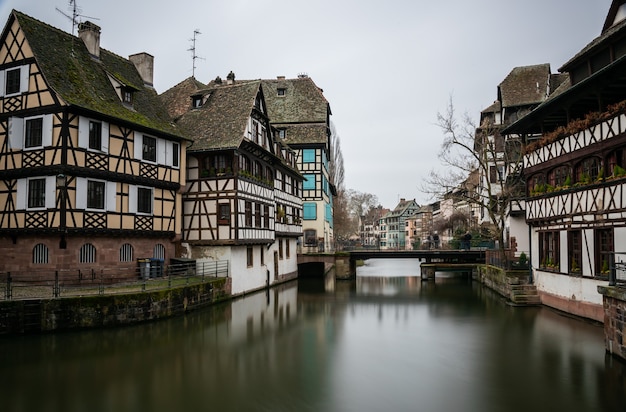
[16,178,26,209]
[134,134,142,159]
[101,122,109,152]
[42,114,53,147]
[106,181,116,211]
[75,177,87,209]
[128,185,137,213]
[8,117,23,149]
[78,117,89,148]
[157,138,165,164]
[19,64,30,93]
[45,176,56,209]
[0,70,4,97]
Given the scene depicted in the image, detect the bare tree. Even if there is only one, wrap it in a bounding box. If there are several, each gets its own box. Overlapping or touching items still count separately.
[329,122,344,191]
[422,97,524,255]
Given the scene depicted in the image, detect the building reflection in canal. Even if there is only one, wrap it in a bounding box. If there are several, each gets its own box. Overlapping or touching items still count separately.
[0,259,625,412]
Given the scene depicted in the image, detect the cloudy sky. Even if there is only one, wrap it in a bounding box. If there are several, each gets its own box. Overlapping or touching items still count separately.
[0,0,613,208]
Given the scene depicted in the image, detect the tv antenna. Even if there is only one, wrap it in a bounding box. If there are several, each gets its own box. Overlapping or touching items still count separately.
[187,29,204,78]
[55,0,99,36]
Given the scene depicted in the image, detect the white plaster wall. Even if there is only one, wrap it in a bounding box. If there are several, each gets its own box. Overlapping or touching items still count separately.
[508,215,529,253]
[534,270,603,306]
[229,246,270,296]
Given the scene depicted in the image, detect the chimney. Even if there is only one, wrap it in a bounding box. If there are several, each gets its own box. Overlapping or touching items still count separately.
[129,53,154,87]
[78,21,101,59]
[277,75,285,80]
[226,71,235,85]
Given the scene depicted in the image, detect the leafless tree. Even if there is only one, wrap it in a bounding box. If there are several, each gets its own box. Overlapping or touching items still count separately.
[422,97,524,255]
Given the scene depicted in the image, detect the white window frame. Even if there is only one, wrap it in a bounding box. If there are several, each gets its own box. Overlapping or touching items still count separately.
[16,176,55,210]
[0,64,29,97]
[78,116,109,153]
[76,177,116,211]
[129,185,153,215]
[20,115,53,150]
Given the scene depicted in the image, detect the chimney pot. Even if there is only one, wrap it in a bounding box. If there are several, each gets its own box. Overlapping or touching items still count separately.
[78,21,101,58]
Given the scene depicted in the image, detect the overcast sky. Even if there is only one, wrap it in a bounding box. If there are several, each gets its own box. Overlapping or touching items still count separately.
[0,0,613,208]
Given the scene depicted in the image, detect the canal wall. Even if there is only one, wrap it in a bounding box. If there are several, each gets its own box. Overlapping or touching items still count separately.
[477,265,540,305]
[598,286,626,362]
[0,278,231,334]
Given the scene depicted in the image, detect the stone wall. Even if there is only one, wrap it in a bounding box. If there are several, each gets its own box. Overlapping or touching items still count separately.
[0,278,231,335]
[598,286,626,361]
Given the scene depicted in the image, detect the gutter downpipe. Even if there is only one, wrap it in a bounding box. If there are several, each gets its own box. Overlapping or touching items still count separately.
[528,223,533,284]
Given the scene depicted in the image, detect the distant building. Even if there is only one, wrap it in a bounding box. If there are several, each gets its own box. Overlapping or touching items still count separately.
[380,199,419,250]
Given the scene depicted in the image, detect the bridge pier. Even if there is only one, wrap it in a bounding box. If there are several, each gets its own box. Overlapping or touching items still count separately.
[421,266,435,281]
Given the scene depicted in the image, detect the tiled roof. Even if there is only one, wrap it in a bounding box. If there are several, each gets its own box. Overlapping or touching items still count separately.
[13,10,182,138]
[164,79,262,152]
[279,123,328,145]
[262,77,330,124]
[160,77,208,120]
[498,64,551,108]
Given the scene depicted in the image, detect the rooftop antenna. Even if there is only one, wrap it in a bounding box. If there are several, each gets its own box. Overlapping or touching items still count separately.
[187,29,204,78]
[55,0,99,36]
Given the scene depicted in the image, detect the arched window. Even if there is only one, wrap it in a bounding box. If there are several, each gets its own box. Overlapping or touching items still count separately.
[79,243,96,263]
[575,157,601,184]
[528,173,545,195]
[239,155,251,173]
[153,244,165,259]
[253,161,261,178]
[33,243,49,264]
[266,167,273,183]
[120,243,134,262]
[547,165,571,187]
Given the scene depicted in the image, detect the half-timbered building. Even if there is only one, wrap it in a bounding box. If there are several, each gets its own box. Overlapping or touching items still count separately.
[503,0,626,321]
[262,76,335,252]
[160,76,302,295]
[0,11,187,274]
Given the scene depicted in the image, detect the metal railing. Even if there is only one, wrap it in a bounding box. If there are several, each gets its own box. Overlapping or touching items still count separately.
[0,260,229,301]
[608,252,626,286]
[485,249,530,271]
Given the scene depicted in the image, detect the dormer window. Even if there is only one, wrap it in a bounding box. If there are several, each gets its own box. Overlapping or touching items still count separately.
[277,88,286,96]
[122,87,133,104]
[192,95,203,108]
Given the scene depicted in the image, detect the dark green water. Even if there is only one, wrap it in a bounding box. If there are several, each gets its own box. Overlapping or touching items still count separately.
[1,259,625,412]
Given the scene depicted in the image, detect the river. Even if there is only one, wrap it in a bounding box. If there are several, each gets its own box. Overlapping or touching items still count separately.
[1,258,625,411]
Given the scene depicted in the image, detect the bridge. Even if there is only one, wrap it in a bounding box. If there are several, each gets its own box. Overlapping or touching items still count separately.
[297,249,486,279]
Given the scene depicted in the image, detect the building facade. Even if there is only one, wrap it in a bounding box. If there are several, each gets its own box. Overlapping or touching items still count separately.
[0,11,187,275]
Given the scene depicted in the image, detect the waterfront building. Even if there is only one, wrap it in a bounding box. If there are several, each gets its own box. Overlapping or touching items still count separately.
[380,198,419,250]
[405,205,433,250]
[160,76,302,295]
[262,76,335,253]
[503,0,626,321]
[0,11,188,274]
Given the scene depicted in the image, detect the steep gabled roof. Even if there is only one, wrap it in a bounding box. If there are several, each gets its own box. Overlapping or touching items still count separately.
[11,10,182,138]
[498,64,551,108]
[167,80,262,152]
[160,77,208,120]
[262,76,330,123]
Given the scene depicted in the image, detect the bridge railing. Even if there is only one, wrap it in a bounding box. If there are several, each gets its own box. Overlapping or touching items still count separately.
[486,249,529,271]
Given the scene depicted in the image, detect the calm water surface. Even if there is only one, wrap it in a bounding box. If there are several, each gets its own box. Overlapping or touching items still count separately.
[1,258,625,412]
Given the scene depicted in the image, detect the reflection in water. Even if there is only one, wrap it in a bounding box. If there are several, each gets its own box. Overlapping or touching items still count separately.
[0,259,625,412]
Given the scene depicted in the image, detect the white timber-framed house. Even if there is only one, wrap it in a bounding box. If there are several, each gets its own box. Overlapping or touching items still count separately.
[262,75,335,253]
[160,76,303,296]
[503,0,626,322]
[0,11,188,275]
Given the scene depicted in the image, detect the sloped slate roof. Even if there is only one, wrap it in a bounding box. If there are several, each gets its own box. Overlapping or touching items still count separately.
[160,77,208,120]
[168,80,261,152]
[262,77,329,123]
[278,123,328,145]
[12,10,182,138]
[498,64,551,108]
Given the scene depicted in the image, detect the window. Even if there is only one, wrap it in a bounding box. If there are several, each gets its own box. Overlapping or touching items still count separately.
[575,157,601,184]
[303,174,315,190]
[5,68,20,95]
[489,165,505,183]
[79,243,96,263]
[142,136,157,162]
[278,129,285,139]
[539,231,559,271]
[192,95,203,108]
[245,201,252,226]
[240,155,251,174]
[548,165,571,188]
[286,239,290,258]
[264,205,270,228]
[595,228,614,276]
[33,243,49,264]
[89,121,102,150]
[120,244,134,262]
[277,88,286,96]
[303,202,317,220]
[25,117,43,148]
[279,239,283,259]
[303,149,315,163]
[247,246,253,267]
[218,204,230,225]
[172,142,180,167]
[137,187,152,214]
[154,244,165,259]
[27,178,46,209]
[260,247,264,266]
[304,229,317,246]
[122,87,133,104]
[87,180,105,210]
[568,231,582,274]
[255,203,261,227]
